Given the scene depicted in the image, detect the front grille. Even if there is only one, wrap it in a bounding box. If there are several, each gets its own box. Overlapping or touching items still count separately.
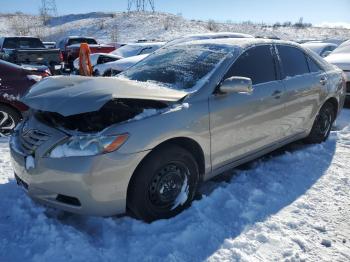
[19,129,50,155]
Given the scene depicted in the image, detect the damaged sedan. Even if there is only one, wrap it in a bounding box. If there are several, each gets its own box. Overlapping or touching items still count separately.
[10,38,346,222]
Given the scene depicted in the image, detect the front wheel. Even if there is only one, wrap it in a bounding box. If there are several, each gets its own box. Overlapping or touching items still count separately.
[127,145,199,222]
[304,102,335,144]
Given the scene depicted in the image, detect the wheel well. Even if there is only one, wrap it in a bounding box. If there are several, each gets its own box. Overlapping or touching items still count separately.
[129,137,205,186]
[324,97,339,118]
[0,102,22,119]
[154,137,206,178]
[126,137,206,213]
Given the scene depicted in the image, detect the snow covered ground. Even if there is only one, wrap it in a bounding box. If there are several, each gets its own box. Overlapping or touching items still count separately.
[0,108,349,261]
[1,11,350,43]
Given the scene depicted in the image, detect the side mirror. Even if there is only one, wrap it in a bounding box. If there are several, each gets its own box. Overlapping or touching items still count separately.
[219,76,253,94]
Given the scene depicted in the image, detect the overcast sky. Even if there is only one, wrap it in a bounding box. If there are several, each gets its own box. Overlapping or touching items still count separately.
[2,0,350,25]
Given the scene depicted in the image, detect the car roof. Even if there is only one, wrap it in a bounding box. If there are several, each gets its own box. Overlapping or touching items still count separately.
[178,32,254,38]
[172,37,299,50]
[302,42,337,48]
[125,42,166,46]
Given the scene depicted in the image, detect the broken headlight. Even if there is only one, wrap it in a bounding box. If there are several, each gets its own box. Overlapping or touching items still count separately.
[48,134,129,158]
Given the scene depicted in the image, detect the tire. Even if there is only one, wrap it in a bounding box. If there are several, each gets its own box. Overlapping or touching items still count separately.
[127,144,200,222]
[304,102,335,144]
[0,105,21,136]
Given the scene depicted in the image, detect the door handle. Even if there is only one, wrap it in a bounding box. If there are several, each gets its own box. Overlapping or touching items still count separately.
[320,77,327,86]
[271,90,282,98]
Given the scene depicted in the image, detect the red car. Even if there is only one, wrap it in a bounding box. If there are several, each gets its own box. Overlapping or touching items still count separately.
[57,36,115,70]
[0,60,50,136]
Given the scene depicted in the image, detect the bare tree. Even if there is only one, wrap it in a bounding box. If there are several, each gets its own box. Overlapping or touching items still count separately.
[10,13,31,35]
[110,26,119,42]
[163,17,172,30]
[207,19,218,32]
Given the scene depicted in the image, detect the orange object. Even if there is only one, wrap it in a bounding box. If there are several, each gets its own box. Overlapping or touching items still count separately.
[79,43,93,76]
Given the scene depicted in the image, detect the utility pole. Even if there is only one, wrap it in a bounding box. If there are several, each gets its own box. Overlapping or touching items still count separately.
[127,0,155,12]
[40,0,58,25]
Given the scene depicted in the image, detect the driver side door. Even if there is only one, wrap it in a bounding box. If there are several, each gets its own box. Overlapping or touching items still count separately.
[209,44,287,171]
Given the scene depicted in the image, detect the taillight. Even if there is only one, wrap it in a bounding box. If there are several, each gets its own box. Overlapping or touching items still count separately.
[59,51,64,62]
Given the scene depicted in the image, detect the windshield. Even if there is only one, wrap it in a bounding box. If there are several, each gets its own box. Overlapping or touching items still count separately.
[68,38,97,46]
[119,44,233,90]
[3,37,44,49]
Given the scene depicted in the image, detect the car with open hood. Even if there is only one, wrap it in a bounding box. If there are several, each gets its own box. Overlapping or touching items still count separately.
[10,38,346,222]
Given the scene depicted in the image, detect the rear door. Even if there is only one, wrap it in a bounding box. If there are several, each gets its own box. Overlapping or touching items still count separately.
[276,45,327,136]
[209,45,287,170]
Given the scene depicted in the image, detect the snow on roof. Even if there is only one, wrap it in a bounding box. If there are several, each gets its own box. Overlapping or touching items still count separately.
[173,37,297,50]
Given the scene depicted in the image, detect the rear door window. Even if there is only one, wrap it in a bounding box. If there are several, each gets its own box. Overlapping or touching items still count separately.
[306,55,323,73]
[225,45,277,85]
[277,45,309,78]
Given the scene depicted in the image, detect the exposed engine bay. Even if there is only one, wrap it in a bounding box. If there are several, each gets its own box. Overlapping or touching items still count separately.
[34,99,168,132]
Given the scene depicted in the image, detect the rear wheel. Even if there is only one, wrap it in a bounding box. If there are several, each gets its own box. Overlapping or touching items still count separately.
[304,102,335,144]
[0,105,21,137]
[127,145,199,222]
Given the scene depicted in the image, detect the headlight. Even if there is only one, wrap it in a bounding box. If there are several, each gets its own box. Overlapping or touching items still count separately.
[48,133,129,158]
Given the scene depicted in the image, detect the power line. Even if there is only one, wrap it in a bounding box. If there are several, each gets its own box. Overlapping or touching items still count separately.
[127,0,155,12]
[40,0,58,24]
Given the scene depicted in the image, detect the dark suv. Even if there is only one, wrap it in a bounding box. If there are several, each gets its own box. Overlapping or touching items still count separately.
[0,60,50,135]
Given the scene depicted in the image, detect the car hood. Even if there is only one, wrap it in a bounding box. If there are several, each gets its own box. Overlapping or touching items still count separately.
[325,53,350,70]
[21,75,189,116]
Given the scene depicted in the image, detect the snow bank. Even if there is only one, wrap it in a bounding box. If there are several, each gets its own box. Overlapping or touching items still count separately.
[0,109,349,261]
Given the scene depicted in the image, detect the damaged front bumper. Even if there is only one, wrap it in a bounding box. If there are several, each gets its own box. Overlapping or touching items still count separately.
[9,120,149,216]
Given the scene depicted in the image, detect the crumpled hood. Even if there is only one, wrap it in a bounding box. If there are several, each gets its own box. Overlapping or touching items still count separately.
[21,76,189,116]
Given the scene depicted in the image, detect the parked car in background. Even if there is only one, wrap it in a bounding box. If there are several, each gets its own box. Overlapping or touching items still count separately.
[0,36,62,74]
[74,42,165,74]
[93,54,149,76]
[73,52,123,72]
[325,39,350,101]
[42,42,56,49]
[301,42,338,57]
[0,60,50,136]
[11,38,345,222]
[57,36,116,70]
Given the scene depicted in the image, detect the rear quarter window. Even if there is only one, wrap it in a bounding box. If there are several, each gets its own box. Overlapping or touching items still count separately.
[306,55,323,73]
[277,45,309,78]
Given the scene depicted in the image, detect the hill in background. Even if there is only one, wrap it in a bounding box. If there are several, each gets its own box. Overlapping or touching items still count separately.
[1,11,350,43]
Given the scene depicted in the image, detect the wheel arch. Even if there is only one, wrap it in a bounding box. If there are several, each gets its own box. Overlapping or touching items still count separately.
[0,101,23,119]
[126,136,206,202]
[324,97,339,118]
